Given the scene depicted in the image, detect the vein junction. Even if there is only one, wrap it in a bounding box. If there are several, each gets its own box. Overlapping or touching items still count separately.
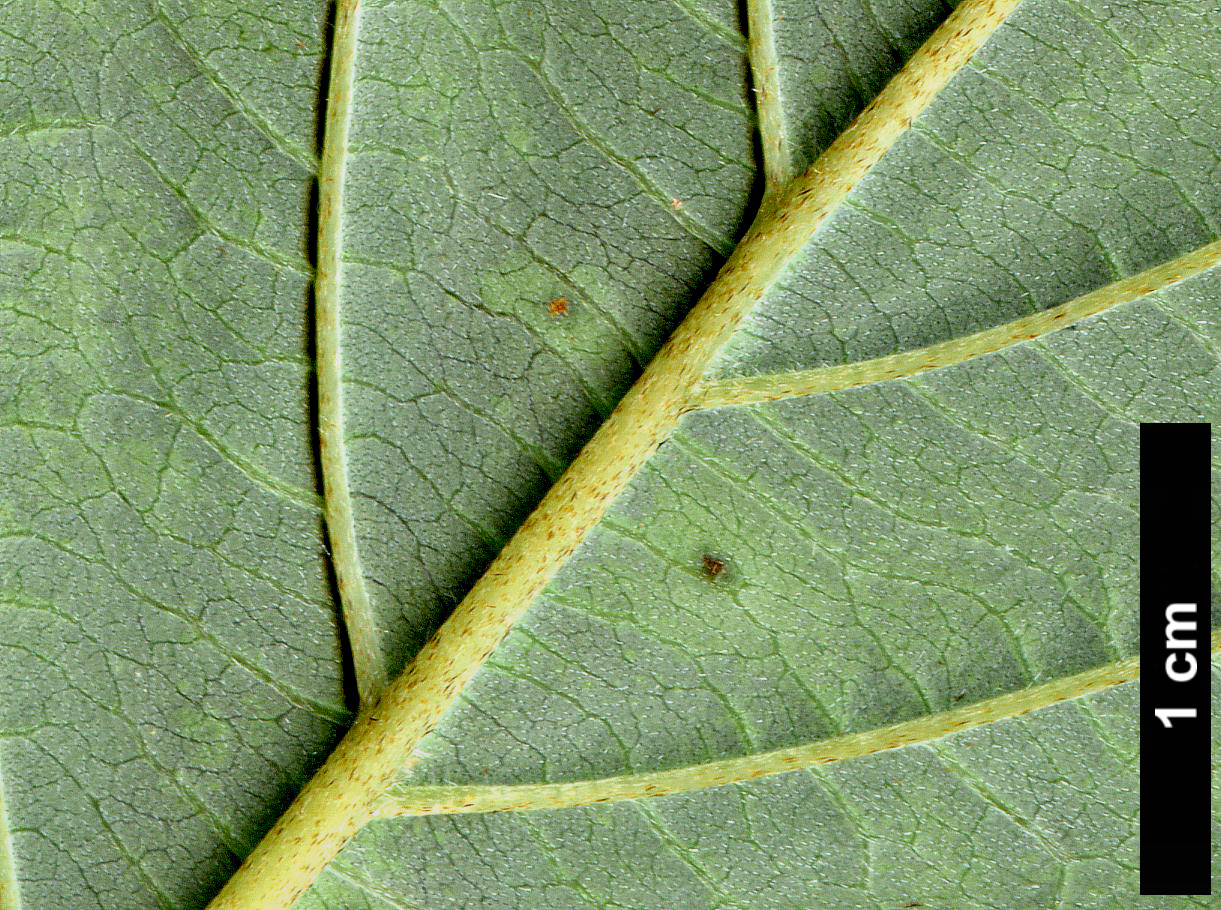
[382,632,1208,816]
[206,0,1186,906]
[697,239,1221,409]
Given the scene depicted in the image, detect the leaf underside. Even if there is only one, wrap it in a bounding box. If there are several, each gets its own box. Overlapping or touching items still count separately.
[0,0,1217,909]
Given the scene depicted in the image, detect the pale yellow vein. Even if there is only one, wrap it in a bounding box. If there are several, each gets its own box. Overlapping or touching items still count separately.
[205,3,1027,907]
[0,751,21,910]
[697,239,1221,409]
[314,0,387,711]
[378,632,1220,817]
[746,0,791,192]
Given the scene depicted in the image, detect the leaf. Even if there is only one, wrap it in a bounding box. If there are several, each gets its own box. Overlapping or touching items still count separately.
[0,0,1216,908]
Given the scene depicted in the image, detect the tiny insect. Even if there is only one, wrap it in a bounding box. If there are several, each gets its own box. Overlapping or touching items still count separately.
[548,297,569,317]
[701,554,727,578]
[670,198,683,211]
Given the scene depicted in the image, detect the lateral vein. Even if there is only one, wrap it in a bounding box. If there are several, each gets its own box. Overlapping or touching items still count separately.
[314,0,387,712]
[378,638,1190,817]
[0,751,22,910]
[697,239,1221,409]
[204,2,1026,906]
[746,0,791,192]
[148,0,317,170]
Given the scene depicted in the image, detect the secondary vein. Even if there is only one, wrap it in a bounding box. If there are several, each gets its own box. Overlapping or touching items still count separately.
[341,0,1027,804]
[0,751,21,910]
[205,2,1025,907]
[746,0,791,192]
[696,239,1221,409]
[379,635,1190,817]
[314,0,387,711]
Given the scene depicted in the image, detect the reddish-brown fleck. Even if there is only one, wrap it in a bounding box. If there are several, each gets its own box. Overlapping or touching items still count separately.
[701,554,727,578]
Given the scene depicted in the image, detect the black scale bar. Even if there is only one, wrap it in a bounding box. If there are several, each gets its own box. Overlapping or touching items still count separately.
[1140,422,1212,895]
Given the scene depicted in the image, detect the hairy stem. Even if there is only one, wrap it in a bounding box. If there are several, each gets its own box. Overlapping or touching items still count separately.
[313,0,386,711]
[206,1,1022,906]
[698,238,1221,408]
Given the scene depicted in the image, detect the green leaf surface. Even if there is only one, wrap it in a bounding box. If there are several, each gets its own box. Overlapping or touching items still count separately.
[0,0,1216,908]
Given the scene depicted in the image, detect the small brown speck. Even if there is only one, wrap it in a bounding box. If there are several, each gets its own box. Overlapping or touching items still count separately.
[671,198,683,210]
[548,297,569,317]
[701,554,726,578]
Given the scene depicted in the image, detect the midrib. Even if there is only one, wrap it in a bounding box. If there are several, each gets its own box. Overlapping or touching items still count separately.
[205,1,1203,906]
